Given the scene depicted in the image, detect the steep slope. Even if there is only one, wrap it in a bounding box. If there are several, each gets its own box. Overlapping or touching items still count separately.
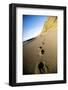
[42,16,57,33]
[23,16,57,75]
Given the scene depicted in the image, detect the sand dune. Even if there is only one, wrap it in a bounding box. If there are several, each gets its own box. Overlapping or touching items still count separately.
[23,30,57,74]
[23,16,57,75]
[42,16,57,32]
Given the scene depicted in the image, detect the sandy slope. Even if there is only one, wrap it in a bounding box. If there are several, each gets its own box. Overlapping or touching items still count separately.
[23,30,57,74]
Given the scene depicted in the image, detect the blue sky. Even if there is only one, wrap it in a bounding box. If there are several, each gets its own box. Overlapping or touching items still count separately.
[23,15,48,41]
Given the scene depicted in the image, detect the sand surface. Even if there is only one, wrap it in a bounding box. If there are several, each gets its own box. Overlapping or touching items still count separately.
[23,30,57,74]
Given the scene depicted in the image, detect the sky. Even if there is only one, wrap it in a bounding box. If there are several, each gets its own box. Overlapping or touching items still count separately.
[23,15,48,41]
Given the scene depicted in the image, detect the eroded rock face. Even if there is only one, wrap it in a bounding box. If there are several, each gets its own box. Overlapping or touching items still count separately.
[23,16,57,75]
